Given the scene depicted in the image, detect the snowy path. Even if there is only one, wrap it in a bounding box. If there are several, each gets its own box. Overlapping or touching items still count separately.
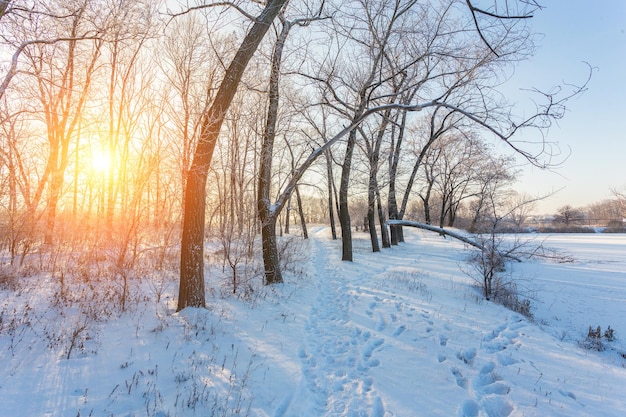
[278,231,385,416]
[276,228,526,417]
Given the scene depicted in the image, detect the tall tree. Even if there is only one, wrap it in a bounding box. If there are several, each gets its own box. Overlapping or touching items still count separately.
[258,4,326,284]
[22,2,104,245]
[178,0,289,311]
[331,0,417,261]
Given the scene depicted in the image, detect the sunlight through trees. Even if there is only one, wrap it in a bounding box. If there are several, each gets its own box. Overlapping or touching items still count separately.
[0,0,594,308]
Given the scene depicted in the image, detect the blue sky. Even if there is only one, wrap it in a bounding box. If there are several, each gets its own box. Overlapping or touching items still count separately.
[504,0,626,213]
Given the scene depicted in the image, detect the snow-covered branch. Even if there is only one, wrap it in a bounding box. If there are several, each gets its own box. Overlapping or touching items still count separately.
[386,219,522,262]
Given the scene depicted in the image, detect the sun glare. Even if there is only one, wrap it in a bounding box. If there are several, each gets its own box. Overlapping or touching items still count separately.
[91,148,111,174]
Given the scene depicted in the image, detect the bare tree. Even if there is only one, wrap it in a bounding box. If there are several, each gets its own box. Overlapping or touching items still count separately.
[611,187,626,219]
[317,0,420,261]
[466,155,516,233]
[19,2,104,245]
[258,3,326,284]
[553,205,585,227]
[177,0,289,311]
[504,191,536,230]
[160,13,227,202]
[101,0,157,235]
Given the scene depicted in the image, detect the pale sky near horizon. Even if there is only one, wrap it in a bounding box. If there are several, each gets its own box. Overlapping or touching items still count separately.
[503,1,626,214]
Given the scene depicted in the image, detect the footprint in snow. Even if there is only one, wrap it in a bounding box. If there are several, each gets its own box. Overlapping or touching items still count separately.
[376,313,387,331]
[362,338,385,360]
[457,347,477,365]
[474,361,514,417]
[474,362,510,396]
[496,353,518,367]
[457,399,480,417]
[453,361,514,417]
[451,367,468,389]
[297,346,309,359]
[483,324,520,354]
[481,396,513,417]
[439,334,448,347]
[392,325,406,337]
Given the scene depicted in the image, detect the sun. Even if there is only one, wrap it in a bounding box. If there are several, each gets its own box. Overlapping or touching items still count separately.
[90,148,111,174]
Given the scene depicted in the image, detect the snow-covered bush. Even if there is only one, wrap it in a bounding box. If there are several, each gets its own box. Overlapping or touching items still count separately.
[581,325,617,352]
[464,232,535,319]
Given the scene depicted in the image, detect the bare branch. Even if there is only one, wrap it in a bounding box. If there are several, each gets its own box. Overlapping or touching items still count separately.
[466,0,537,20]
[165,2,257,23]
[0,35,102,100]
[465,0,540,57]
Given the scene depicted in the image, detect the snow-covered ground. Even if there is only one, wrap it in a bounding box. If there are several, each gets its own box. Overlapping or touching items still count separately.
[1,227,625,416]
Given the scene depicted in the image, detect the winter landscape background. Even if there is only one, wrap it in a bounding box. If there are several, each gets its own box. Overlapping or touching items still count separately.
[2,1,626,416]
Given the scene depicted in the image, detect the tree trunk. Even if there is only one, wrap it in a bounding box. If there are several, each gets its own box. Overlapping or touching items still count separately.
[179,166,208,309]
[44,161,62,246]
[448,202,458,227]
[388,110,407,246]
[439,192,449,229]
[339,129,357,261]
[260,215,282,285]
[257,15,298,286]
[367,169,380,252]
[178,0,288,311]
[422,185,433,225]
[388,190,401,245]
[284,196,291,234]
[295,184,308,239]
[325,149,337,240]
[376,187,390,248]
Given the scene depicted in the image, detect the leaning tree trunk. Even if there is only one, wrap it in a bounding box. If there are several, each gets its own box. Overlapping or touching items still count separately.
[178,0,288,310]
[295,184,308,239]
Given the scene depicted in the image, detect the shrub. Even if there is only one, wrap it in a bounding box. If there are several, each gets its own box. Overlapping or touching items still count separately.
[581,325,616,351]
[463,233,534,319]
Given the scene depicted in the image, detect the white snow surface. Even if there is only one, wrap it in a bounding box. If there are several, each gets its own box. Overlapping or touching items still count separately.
[1,227,625,416]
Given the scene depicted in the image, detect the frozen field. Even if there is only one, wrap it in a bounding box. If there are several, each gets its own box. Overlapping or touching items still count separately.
[516,233,626,353]
[0,228,625,416]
